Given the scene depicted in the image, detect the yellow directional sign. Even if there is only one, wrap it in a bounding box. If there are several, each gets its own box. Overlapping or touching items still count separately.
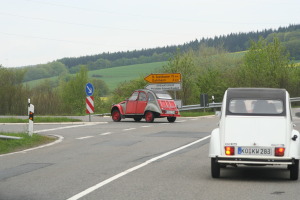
[144,73,181,83]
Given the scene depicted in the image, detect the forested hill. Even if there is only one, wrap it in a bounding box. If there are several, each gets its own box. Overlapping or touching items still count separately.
[57,24,300,69]
[21,24,300,82]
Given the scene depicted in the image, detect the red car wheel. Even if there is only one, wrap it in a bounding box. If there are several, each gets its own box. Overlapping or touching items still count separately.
[112,109,121,122]
[145,111,154,123]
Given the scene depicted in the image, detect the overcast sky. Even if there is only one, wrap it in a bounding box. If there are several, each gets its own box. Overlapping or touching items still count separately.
[1,0,299,68]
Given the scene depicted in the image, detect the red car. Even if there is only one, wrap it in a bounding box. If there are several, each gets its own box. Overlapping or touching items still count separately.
[111,89,180,123]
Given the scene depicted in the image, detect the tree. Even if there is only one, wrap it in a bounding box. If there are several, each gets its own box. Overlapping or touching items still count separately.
[0,66,28,115]
[195,45,242,102]
[110,77,147,104]
[30,80,62,115]
[60,67,88,114]
[91,79,109,97]
[163,50,198,105]
[237,37,291,88]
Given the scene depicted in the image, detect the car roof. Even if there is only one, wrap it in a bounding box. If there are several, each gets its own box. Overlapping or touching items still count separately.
[135,89,169,94]
[227,88,286,100]
[226,88,287,116]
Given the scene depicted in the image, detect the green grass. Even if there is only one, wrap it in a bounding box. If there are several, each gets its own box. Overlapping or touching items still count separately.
[24,61,166,90]
[89,61,166,89]
[0,117,81,123]
[0,133,56,155]
[180,111,215,117]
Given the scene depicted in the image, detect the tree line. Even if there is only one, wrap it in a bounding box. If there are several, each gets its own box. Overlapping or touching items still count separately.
[19,24,300,83]
[22,52,172,82]
[111,37,300,107]
[0,66,109,115]
[55,24,300,69]
[1,35,300,116]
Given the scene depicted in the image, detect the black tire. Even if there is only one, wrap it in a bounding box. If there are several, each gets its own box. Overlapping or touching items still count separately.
[134,117,142,122]
[290,160,299,180]
[145,111,154,123]
[167,117,176,123]
[211,158,220,178]
[111,109,121,122]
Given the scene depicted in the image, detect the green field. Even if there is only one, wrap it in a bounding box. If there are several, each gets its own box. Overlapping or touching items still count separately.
[23,57,300,91]
[24,61,166,91]
[89,61,166,89]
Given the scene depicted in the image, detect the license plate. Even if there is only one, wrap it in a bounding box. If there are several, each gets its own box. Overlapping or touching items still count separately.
[166,110,175,114]
[237,147,273,156]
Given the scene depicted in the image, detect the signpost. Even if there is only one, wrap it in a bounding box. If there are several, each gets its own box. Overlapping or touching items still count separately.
[85,83,94,122]
[145,83,181,91]
[86,96,94,114]
[85,83,94,96]
[144,73,181,83]
[144,73,182,108]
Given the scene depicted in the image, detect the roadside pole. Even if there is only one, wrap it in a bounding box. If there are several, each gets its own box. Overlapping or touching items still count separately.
[28,99,34,136]
[85,83,94,122]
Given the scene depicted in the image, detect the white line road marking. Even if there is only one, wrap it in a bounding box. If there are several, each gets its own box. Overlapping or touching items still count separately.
[66,135,211,200]
[34,123,100,133]
[1,123,102,157]
[176,120,186,123]
[100,132,112,136]
[141,126,151,128]
[160,123,170,125]
[123,128,136,131]
[76,136,94,140]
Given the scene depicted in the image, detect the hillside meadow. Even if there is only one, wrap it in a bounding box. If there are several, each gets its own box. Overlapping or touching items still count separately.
[23,55,300,92]
[24,61,166,90]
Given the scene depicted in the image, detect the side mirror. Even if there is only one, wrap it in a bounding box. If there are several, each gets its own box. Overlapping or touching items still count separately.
[292,135,298,141]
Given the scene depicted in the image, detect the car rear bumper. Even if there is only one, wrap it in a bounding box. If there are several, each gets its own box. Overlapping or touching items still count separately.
[216,156,296,165]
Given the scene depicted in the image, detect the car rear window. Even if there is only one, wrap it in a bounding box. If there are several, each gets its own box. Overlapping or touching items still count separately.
[154,91,173,100]
[228,99,284,115]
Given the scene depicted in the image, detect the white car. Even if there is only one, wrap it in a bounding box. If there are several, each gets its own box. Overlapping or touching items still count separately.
[209,88,300,180]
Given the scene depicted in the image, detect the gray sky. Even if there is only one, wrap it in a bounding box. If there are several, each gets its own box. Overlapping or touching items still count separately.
[1,0,299,68]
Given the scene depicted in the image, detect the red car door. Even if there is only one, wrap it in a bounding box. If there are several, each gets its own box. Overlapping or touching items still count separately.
[126,91,139,114]
[136,91,148,114]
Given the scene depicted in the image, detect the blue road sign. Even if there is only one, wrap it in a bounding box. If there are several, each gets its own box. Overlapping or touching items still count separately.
[85,83,94,96]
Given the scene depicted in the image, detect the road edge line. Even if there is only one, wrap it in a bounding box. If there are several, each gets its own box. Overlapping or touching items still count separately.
[67,135,211,200]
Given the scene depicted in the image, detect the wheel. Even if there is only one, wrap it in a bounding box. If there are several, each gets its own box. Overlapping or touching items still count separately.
[145,111,154,123]
[167,117,176,123]
[290,160,299,180]
[134,117,142,122]
[112,109,121,122]
[211,158,220,178]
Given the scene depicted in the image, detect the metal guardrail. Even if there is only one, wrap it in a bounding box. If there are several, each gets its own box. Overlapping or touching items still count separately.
[179,97,300,111]
[179,103,222,111]
[0,135,22,140]
[290,97,300,102]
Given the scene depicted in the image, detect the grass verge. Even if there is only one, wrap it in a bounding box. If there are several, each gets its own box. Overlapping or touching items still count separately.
[0,133,56,155]
[0,117,81,123]
[180,111,215,117]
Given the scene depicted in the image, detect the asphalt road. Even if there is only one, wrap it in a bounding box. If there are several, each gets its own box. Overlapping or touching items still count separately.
[1,114,300,200]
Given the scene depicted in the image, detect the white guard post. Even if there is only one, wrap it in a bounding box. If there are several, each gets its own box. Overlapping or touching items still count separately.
[28,99,34,136]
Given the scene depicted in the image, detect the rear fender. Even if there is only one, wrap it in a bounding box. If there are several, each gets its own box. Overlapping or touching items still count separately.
[289,129,300,159]
[145,103,161,114]
[209,128,221,158]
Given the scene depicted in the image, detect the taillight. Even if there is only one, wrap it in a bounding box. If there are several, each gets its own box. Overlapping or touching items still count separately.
[225,146,235,155]
[162,110,166,114]
[275,147,285,157]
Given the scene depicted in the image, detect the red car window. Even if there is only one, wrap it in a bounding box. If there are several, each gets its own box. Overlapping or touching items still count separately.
[128,92,139,100]
[138,92,147,101]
